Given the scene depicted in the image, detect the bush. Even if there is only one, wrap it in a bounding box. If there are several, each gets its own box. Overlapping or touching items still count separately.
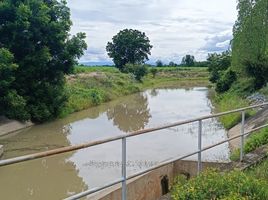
[171,169,268,200]
[207,51,231,83]
[244,57,268,90]
[150,68,158,78]
[4,90,30,121]
[124,63,148,81]
[216,69,237,93]
[89,89,103,105]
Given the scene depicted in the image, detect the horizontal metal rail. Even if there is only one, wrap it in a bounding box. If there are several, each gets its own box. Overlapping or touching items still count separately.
[0,102,268,200]
[64,178,124,200]
[64,123,268,200]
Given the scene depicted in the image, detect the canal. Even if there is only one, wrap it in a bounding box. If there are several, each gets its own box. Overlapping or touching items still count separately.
[0,87,229,200]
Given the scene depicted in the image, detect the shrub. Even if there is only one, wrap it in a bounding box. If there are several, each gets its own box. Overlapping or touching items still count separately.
[4,90,30,121]
[171,169,268,200]
[244,57,268,90]
[207,51,231,83]
[124,63,148,81]
[89,89,103,105]
[216,69,237,93]
[150,68,158,78]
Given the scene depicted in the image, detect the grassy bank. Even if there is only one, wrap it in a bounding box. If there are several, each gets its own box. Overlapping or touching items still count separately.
[171,157,268,200]
[210,89,255,129]
[230,127,268,160]
[60,66,209,117]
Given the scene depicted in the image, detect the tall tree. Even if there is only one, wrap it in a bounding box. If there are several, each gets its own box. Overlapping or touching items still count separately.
[0,0,87,122]
[232,0,268,89]
[181,55,195,66]
[106,29,152,71]
[156,60,163,67]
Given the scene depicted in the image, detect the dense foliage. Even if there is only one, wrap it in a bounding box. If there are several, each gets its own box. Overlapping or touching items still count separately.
[207,51,236,93]
[0,0,87,122]
[207,51,231,83]
[172,169,268,200]
[232,0,268,89]
[106,29,152,71]
[0,48,29,120]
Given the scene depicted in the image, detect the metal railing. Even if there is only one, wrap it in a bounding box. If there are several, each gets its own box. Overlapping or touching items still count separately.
[0,103,268,200]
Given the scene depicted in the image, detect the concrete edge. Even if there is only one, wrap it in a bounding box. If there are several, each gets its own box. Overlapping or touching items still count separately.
[0,120,34,137]
[0,145,3,158]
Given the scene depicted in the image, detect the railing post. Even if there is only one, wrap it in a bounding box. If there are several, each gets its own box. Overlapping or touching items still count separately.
[240,111,245,162]
[122,137,127,200]
[197,120,202,174]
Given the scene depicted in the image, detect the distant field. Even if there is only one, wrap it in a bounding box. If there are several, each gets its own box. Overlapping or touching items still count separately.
[74,65,208,74]
[74,66,118,73]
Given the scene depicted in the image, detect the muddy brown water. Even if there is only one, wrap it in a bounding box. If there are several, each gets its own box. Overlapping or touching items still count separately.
[0,87,230,200]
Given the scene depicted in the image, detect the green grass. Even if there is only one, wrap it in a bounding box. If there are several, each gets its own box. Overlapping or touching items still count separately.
[230,128,268,161]
[246,157,268,182]
[74,66,118,74]
[211,90,256,129]
[61,70,140,117]
[60,66,209,117]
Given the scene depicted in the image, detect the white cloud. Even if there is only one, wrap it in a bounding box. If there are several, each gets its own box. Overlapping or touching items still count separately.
[67,0,237,63]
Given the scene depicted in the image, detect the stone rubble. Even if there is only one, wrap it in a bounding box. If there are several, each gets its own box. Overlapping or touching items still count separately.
[247,93,267,106]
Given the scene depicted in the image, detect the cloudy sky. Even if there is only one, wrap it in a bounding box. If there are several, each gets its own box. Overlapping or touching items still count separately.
[67,0,237,64]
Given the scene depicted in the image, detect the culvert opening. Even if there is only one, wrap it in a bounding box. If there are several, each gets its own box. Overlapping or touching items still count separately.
[161,175,169,195]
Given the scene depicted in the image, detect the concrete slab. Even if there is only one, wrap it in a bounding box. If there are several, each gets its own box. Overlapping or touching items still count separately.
[0,116,33,137]
[228,107,268,152]
[0,145,3,158]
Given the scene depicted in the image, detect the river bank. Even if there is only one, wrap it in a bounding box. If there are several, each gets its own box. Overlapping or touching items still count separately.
[0,66,209,137]
[61,66,209,117]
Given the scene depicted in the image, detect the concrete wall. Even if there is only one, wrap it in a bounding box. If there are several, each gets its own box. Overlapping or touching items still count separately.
[87,160,231,200]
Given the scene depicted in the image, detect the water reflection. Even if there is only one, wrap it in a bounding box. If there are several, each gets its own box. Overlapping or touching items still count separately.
[107,93,151,132]
[0,87,230,200]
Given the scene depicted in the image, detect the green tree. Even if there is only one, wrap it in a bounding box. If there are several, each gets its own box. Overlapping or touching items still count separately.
[207,51,231,83]
[169,61,176,66]
[232,0,268,88]
[0,0,87,122]
[0,48,29,120]
[181,55,195,66]
[106,29,152,71]
[156,60,163,67]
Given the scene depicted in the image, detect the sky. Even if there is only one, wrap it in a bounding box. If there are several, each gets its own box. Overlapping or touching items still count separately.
[67,0,238,64]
